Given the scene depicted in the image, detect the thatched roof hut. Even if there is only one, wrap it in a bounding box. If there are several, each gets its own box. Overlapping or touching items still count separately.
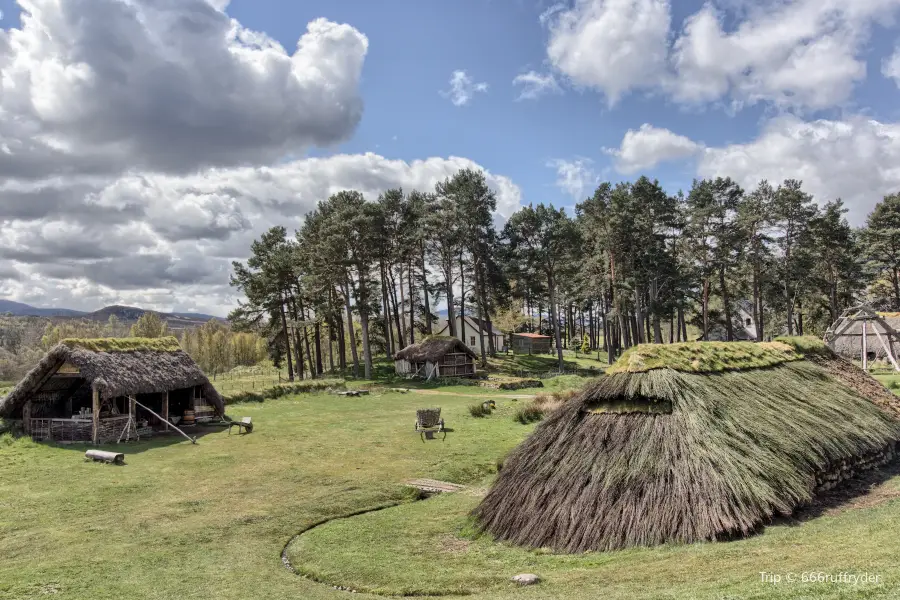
[474,338,900,553]
[0,337,223,443]
[395,337,477,379]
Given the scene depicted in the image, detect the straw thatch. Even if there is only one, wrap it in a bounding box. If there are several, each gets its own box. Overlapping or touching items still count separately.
[395,336,477,362]
[0,337,223,417]
[474,338,900,553]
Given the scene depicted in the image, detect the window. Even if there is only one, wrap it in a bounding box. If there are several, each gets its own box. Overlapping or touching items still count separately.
[745,318,752,326]
[470,336,476,346]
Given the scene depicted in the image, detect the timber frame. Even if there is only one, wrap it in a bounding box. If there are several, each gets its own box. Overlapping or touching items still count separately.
[824,304,900,371]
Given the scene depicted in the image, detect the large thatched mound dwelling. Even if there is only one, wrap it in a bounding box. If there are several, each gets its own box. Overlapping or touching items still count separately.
[0,337,224,444]
[474,338,900,553]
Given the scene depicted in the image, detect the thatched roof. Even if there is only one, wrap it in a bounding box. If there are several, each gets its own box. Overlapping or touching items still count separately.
[395,336,477,362]
[474,337,900,553]
[0,337,223,418]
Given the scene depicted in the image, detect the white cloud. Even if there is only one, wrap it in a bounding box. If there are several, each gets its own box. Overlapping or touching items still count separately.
[698,115,900,223]
[536,0,900,111]
[0,2,522,315]
[544,0,671,105]
[443,70,489,106]
[513,71,562,100]
[0,1,369,178]
[668,0,896,111]
[606,124,703,173]
[0,154,523,314]
[547,158,597,199]
[883,45,900,87]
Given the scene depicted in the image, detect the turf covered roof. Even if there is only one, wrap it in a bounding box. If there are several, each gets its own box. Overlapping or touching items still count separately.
[475,338,900,553]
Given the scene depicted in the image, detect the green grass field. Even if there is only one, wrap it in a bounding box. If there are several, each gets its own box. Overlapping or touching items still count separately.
[2,381,899,599]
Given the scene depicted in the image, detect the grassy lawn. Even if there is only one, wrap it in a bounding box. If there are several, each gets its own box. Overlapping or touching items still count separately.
[487,350,609,375]
[2,379,899,599]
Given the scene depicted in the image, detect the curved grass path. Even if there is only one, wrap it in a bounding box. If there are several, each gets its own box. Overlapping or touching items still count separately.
[286,481,900,599]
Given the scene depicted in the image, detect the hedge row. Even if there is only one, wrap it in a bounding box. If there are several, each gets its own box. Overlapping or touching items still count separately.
[221,379,346,405]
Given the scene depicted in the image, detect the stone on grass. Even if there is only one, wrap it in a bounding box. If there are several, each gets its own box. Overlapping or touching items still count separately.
[511,573,540,585]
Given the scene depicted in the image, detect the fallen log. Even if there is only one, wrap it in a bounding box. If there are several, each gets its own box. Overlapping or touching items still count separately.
[85,449,125,464]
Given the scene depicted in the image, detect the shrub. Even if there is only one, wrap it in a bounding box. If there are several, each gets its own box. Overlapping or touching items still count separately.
[514,402,544,424]
[469,403,492,418]
[222,379,346,405]
[889,380,900,390]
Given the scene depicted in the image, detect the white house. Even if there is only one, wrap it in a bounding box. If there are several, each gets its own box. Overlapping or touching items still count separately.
[434,315,505,353]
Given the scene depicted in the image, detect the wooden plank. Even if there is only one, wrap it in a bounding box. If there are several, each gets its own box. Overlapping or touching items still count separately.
[91,388,99,445]
[162,391,169,431]
[405,478,466,494]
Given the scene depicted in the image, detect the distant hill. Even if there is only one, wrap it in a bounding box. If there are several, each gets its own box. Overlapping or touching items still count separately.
[0,299,87,317]
[0,300,224,330]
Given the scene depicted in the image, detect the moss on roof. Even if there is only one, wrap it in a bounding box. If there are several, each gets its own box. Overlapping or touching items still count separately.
[774,335,832,357]
[607,341,801,374]
[60,336,182,353]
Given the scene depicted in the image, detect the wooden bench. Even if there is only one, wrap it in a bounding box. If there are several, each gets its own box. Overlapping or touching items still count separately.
[228,417,253,435]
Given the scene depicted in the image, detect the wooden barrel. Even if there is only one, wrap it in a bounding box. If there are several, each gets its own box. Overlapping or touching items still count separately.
[183,410,195,425]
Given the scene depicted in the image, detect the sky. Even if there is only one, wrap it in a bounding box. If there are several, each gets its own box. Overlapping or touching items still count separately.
[3,0,900,317]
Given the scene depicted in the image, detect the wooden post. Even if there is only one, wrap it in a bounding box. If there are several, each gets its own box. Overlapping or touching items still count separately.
[162,391,169,431]
[862,321,869,371]
[92,387,100,445]
[22,401,31,435]
[872,325,900,372]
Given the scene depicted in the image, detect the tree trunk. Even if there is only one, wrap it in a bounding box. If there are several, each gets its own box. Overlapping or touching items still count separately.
[359,304,373,380]
[720,266,734,341]
[387,267,404,350]
[314,322,323,375]
[444,258,456,337]
[459,253,466,347]
[279,293,294,382]
[475,269,488,367]
[752,267,762,341]
[408,259,416,345]
[548,271,564,372]
[422,247,433,334]
[335,300,347,371]
[288,298,306,380]
[892,257,900,310]
[343,279,360,377]
[380,262,393,358]
[397,263,408,344]
[702,276,710,339]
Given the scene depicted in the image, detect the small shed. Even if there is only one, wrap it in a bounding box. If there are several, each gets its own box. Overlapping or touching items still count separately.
[395,337,478,380]
[0,337,224,444]
[511,332,552,355]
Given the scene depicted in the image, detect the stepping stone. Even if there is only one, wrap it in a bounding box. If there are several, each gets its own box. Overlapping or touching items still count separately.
[512,573,540,585]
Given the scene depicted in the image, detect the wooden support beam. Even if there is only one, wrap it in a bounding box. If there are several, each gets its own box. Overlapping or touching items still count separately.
[91,387,100,445]
[871,325,900,372]
[22,401,31,434]
[162,391,169,431]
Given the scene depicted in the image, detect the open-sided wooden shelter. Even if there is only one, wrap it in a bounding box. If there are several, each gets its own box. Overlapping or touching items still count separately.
[824,304,900,371]
[394,337,477,380]
[0,337,224,444]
